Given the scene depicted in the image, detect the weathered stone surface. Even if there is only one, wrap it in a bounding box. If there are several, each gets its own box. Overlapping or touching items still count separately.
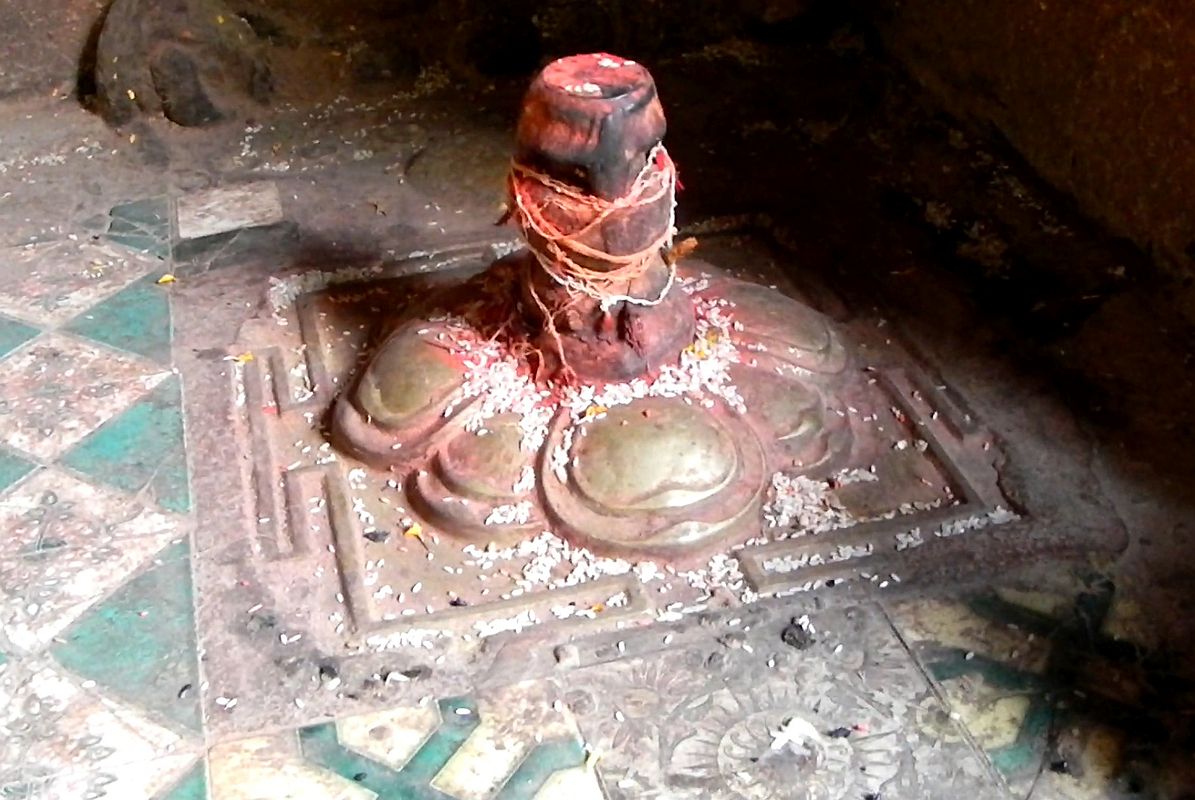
[872,0,1195,280]
[93,0,272,126]
[571,400,739,512]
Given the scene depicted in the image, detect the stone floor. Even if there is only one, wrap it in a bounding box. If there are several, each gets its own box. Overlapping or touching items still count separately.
[2,15,1195,800]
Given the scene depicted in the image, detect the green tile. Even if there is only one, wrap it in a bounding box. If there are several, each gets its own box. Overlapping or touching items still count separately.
[988,701,1054,778]
[106,232,171,259]
[61,375,190,512]
[110,197,170,231]
[64,275,171,363]
[494,739,586,800]
[51,540,201,734]
[300,696,480,799]
[0,447,35,494]
[156,760,206,800]
[928,651,1042,691]
[0,314,38,357]
[108,217,149,236]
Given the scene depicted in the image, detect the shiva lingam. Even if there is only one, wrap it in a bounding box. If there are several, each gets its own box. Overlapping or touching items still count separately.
[331,53,854,563]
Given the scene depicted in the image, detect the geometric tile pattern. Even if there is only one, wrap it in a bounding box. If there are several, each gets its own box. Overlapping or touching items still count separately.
[0,313,37,357]
[0,229,195,798]
[0,333,169,461]
[51,540,202,733]
[0,240,157,327]
[0,468,182,651]
[61,374,190,512]
[0,444,34,493]
[64,274,173,364]
[104,197,172,260]
[886,572,1195,800]
[0,659,199,798]
[208,682,597,800]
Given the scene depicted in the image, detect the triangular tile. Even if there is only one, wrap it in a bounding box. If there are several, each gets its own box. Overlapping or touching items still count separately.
[64,275,171,364]
[155,761,206,800]
[0,314,38,357]
[51,540,201,734]
[60,375,190,512]
[0,446,35,494]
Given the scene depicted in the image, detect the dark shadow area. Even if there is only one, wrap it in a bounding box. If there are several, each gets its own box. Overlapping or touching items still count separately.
[75,0,112,103]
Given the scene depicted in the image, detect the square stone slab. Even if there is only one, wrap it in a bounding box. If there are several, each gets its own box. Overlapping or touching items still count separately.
[180,231,1119,739]
[562,602,1007,799]
[175,182,285,241]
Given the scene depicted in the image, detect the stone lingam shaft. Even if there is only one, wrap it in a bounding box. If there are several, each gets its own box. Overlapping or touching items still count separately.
[331,53,855,564]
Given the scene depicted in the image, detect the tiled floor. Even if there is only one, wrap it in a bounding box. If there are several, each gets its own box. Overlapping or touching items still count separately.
[0,205,1182,799]
[0,217,609,797]
[1,26,1193,792]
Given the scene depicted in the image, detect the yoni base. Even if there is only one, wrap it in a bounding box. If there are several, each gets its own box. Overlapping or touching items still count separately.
[224,237,1016,651]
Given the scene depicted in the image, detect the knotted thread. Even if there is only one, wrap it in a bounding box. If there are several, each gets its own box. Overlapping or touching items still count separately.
[507,143,678,311]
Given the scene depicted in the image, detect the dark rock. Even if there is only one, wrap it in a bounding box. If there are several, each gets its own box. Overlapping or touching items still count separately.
[553,644,580,668]
[399,665,431,681]
[150,46,224,126]
[245,612,277,633]
[564,689,595,714]
[781,620,815,650]
[92,0,272,127]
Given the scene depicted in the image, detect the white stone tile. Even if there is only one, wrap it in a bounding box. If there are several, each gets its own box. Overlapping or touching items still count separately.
[0,660,197,791]
[0,468,182,651]
[176,182,284,240]
[534,767,606,800]
[208,734,373,800]
[0,333,169,461]
[335,704,441,771]
[0,240,157,327]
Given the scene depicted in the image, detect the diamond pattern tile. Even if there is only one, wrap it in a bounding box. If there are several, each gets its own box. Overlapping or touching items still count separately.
[0,240,157,327]
[0,660,198,797]
[60,375,190,513]
[206,683,598,800]
[63,274,172,364]
[0,468,183,651]
[0,446,34,493]
[51,540,202,734]
[0,313,38,358]
[0,332,169,461]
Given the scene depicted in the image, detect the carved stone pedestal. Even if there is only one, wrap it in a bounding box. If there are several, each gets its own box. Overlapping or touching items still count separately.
[216,55,1019,655]
[329,53,876,563]
[331,257,856,562]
